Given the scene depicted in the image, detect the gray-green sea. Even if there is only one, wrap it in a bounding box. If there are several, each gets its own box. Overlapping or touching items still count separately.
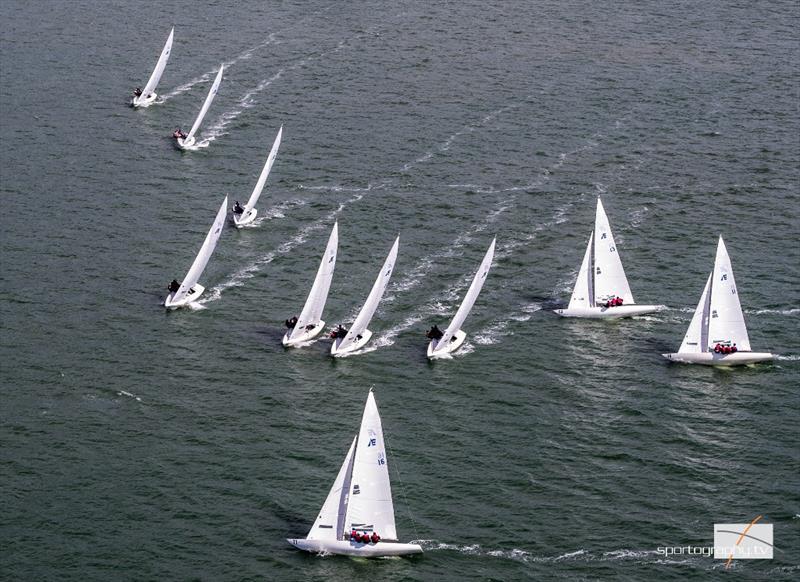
[2,0,798,579]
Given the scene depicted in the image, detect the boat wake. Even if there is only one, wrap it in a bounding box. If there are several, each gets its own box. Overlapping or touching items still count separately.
[474,302,543,344]
[117,390,142,402]
[750,308,799,316]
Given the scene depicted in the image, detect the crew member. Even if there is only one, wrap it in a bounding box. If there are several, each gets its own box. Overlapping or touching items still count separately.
[426,324,444,340]
[285,316,298,329]
[168,279,180,293]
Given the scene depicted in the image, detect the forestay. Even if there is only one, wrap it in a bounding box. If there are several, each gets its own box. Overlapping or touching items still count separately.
[171,196,227,305]
[185,65,223,142]
[288,223,338,341]
[344,391,397,541]
[338,237,399,351]
[242,126,283,216]
[707,237,751,351]
[436,238,496,351]
[593,198,633,304]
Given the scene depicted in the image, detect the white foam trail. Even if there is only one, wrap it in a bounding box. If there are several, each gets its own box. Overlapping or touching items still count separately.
[776,354,800,361]
[162,33,280,101]
[201,192,366,303]
[474,302,543,345]
[750,308,799,315]
[118,390,142,402]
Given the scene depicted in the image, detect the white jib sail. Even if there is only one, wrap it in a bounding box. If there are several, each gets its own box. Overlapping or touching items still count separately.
[338,237,399,350]
[307,436,356,541]
[679,273,712,354]
[436,238,496,351]
[568,231,594,309]
[288,222,339,341]
[593,198,633,304]
[185,65,223,142]
[344,391,397,541]
[141,28,174,97]
[242,126,283,215]
[707,236,751,351]
[171,196,228,304]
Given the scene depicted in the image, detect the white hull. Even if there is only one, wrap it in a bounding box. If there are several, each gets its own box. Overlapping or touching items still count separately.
[331,329,373,357]
[176,136,196,149]
[164,284,205,309]
[555,304,664,319]
[282,320,325,347]
[662,351,774,366]
[131,93,158,108]
[427,329,467,358]
[287,538,422,557]
[233,208,257,228]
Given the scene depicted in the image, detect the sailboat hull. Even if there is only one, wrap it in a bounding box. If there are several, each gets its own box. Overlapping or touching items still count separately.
[164,284,205,309]
[662,351,774,366]
[555,304,664,319]
[331,330,373,357]
[176,136,196,150]
[287,538,423,557]
[131,93,158,108]
[427,329,467,358]
[282,321,325,347]
[234,208,257,228]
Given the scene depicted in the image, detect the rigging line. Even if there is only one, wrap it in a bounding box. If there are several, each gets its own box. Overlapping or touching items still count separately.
[385,436,421,542]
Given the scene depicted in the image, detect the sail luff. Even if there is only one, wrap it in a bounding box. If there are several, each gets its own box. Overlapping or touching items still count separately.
[186,65,223,141]
[243,126,283,214]
[679,273,712,353]
[707,236,751,351]
[171,196,227,304]
[567,232,593,309]
[343,391,397,540]
[339,237,399,349]
[435,238,496,352]
[592,198,634,304]
[141,28,173,97]
[306,437,356,541]
[290,223,338,340]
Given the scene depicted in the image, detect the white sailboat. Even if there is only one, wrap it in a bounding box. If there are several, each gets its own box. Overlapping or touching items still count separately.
[175,65,223,150]
[282,223,338,346]
[663,236,773,366]
[287,390,423,557]
[131,28,173,108]
[233,126,283,227]
[331,237,399,357]
[164,196,227,309]
[555,198,664,318]
[427,238,496,359]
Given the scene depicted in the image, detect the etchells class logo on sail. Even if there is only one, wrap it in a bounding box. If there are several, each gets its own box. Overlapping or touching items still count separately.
[714,516,773,568]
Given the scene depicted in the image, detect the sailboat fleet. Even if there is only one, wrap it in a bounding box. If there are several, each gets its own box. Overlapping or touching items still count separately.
[129,26,778,561]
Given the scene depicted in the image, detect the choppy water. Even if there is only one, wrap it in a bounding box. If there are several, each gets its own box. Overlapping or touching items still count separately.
[2,0,798,579]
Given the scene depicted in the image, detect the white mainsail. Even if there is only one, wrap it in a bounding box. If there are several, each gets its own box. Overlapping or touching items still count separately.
[435,238,496,352]
[568,231,594,309]
[707,236,751,351]
[288,223,339,341]
[338,237,399,351]
[141,28,173,98]
[343,391,397,541]
[679,273,712,354]
[185,65,223,142]
[242,126,283,216]
[307,437,356,541]
[171,196,227,305]
[593,198,633,304]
